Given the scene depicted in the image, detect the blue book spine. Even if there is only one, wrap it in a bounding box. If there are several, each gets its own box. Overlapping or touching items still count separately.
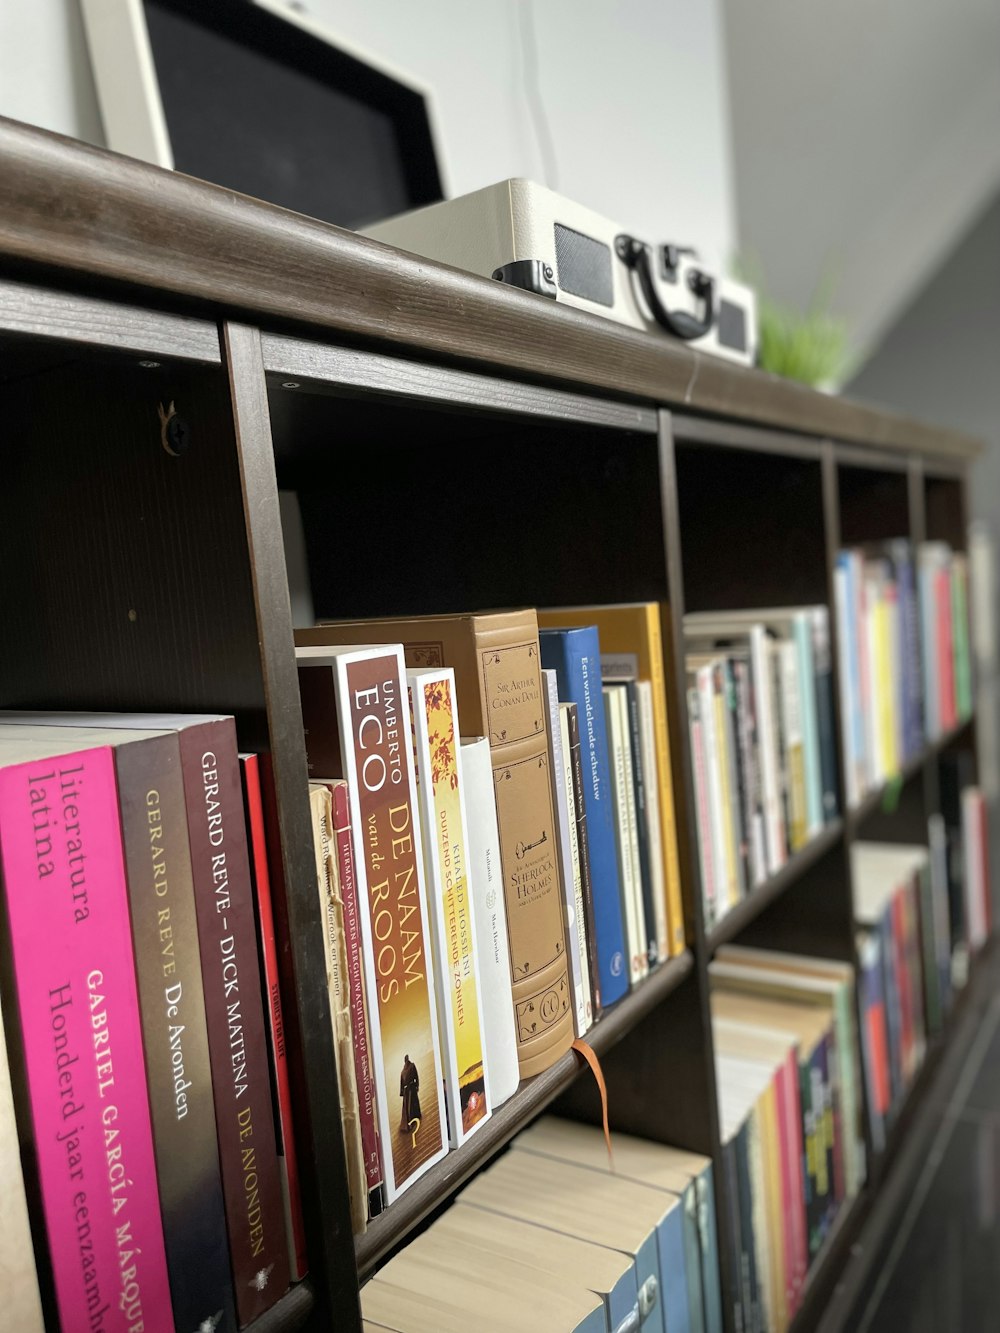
[540,627,628,1006]
[657,1199,694,1333]
[680,1184,707,1333]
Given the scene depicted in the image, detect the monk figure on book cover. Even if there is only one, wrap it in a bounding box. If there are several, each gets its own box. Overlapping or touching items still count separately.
[399,1054,422,1131]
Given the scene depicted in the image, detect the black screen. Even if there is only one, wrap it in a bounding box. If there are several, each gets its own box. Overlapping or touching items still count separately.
[144,0,442,230]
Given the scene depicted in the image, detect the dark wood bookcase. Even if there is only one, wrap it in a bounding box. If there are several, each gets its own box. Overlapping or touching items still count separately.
[0,117,987,1332]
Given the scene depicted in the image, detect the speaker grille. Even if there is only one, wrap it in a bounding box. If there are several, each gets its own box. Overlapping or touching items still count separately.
[554,224,613,307]
[718,298,748,352]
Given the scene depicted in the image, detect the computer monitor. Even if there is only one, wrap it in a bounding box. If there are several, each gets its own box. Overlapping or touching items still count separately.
[81,0,446,230]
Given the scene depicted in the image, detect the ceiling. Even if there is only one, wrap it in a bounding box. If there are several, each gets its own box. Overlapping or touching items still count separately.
[723,0,1000,361]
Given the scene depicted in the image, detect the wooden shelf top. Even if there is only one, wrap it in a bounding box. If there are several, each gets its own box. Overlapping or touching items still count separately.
[0,116,981,462]
[354,949,695,1280]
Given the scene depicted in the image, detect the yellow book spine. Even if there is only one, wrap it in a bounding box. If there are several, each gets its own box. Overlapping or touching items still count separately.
[788,744,808,852]
[645,606,686,955]
[878,599,898,774]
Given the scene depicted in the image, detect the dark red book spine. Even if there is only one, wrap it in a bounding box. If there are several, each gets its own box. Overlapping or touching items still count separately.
[330,778,385,1218]
[240,754,308,1280]
[178,721,290,1324]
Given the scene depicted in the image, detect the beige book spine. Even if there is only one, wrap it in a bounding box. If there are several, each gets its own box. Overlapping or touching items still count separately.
[310,784,367,1234]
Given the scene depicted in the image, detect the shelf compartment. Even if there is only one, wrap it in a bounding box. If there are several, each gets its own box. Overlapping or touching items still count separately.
[354,949,694,1280]
[846,719,973,829]
[706,819,845,953]
[795,933,997,1333]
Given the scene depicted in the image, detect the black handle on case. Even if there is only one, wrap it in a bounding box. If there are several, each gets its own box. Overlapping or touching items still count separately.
[615,234,715,341]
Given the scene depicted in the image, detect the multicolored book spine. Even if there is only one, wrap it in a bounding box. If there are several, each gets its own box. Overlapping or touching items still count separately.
[408,668,491,1148]
[0,741,173,1332]
[331,778,385,1217]
[298,646,447,1201]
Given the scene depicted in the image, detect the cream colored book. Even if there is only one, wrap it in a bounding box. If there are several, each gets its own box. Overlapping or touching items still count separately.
[309,783,367,1234]
[368,1227,606,1332]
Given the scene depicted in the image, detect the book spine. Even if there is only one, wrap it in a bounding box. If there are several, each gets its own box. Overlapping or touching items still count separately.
[722,1140,747,1333]
[794,613,823,836]
[688,686,717,927]
[643,606,685,954]
[329,651,448,1200]
[834,558,860,808]
[458,738,520,1105]
[697,664,730,915]
[919,555,939,739]
[730,661,752,901]
[558,706,593,1029]
[733,660,763,889]
[408,670,491,1148]
[624,681,658,967]
[696,1163,725,1333]
[311,786,367,1234]
[604,687,643,985]
[810,608,838,823]
[241,754,308,1281]
[937,568,956,730]
[752,627,786,872]
[540,630,628,1007]
[330,779,385,1213]
[543,670,589,1034]
[564,703,602,1016]
[116,736,235,1330]
[780,640,807,851]
[636,679,670,960]
[178,722,290,1322]
[0,989,45,1333]
[735,1120,761,1333]
[712,664,740,908]
[0,748,173,1332]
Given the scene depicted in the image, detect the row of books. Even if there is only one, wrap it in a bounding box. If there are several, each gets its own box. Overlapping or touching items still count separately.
[854,786,991,1154]
[683,607,839,931]
[835,539,973,808]
[296,602,687,1225]
[361,1116,722,1333]
[710,947,866,1333]
[0,715,303,1333]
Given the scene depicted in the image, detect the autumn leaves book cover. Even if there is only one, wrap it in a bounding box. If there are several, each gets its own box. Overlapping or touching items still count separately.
[408,668,491,1148]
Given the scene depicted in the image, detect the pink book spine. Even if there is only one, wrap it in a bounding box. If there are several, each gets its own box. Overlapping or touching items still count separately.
[773,1061,797,1317]
[936,569,956,729]
[0,747,172,1333]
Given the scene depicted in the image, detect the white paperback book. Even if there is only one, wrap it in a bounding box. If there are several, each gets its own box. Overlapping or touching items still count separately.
[543,668,590,1036]
[459,736,520,1105]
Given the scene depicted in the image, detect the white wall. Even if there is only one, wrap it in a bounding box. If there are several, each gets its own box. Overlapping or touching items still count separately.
[0,0,736,274]
[724,0,1000,358]
[0,0,104,145]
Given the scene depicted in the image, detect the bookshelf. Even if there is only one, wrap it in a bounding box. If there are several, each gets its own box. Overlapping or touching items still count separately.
[0,115,987,1333]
